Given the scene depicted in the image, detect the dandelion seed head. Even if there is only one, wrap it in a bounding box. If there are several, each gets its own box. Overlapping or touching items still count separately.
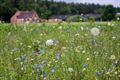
[90,27,100,36]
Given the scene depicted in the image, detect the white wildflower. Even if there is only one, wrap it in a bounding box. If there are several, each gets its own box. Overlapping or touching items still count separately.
[117,17,120,20]
[61,47,67,51]
[82,68,86,71]
[110,55,116,60]
[108,22,111,26]
[112,36,116,39]
[46,39,54,46]
[58,26,62,29]
[28,45,32,48]
[81,27,84,30]
[75,33,79,36]
[8,32,11,36]
[114,71,117,75]
[90,27,100,36]
[86,58,90,61]
[68,68,74,72]
[82,50,86,53]
[26,21,29,24]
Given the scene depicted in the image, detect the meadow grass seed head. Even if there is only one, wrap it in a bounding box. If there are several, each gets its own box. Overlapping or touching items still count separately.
[75,33,79,36]
[14,57,21,61]
[90,27,100,36]
[56,53,60,60]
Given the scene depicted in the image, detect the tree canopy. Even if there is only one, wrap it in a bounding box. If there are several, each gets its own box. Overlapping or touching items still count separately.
[0,0,120,22]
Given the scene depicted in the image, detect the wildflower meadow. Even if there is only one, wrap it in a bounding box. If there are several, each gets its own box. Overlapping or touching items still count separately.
[0,22,120,80]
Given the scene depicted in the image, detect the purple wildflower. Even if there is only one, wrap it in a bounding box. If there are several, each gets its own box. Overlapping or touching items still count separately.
[42,60,46,65]
[33,64,38,68]
[83,64,88,68]
[51,68,55,73]
[38,48,44,54]
[43,73,47,77]
[36,69,40,72]
[97,71,101,76]
[22,55,26,60]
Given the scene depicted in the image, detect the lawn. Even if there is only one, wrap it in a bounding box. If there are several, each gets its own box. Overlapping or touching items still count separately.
[0,22,120,80]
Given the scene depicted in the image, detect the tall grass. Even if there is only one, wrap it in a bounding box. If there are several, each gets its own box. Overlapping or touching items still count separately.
[0,22,120,80]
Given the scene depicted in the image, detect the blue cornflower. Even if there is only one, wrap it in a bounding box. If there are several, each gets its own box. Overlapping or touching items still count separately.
[104,68,109,72]
[38,48,44,54]
[83,64,88,68]
[51,68,55,73]
[36,69,40,72]
[14,48,19,51]
[22,55,26,60]
[54,65,59,70]
[42,60,46,65]
[43,73,47,77]
[33,64,38,68]
[97,71,101,76]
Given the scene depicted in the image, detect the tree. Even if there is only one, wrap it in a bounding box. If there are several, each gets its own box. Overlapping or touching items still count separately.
[102,5,116,21]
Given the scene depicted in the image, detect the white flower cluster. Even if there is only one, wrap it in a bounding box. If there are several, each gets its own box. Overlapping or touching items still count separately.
[46,39,54,46]
[90,27,100,36]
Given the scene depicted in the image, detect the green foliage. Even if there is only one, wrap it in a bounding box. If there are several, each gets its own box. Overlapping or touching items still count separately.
[88,17,95,22]
[102,5,116,21]
[0,1,120,22]
[67,15,83,22]
[0,22,120,80]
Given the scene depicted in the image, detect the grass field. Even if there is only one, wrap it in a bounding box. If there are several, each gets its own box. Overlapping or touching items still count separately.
[0,22,120,80]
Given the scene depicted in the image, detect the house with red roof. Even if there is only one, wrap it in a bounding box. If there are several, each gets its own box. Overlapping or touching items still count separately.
[10,11,40,24]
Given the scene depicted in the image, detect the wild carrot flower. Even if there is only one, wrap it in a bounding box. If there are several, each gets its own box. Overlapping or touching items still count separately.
[110,55,116,60]
[46,39,54,46]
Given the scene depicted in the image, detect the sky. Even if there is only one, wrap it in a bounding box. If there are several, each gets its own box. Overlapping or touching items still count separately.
[55,0,120,7]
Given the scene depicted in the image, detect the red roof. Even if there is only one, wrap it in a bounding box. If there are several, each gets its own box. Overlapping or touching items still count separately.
[16,11,37,19]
